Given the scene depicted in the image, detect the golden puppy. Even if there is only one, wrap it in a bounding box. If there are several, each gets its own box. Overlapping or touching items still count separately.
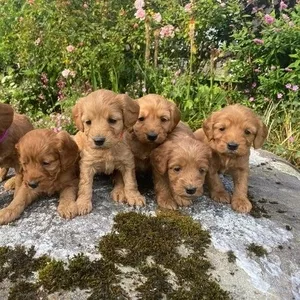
[0,129,79,225]
[194,104,268,213]
[0,103,33,191]
[125,94,181,171]
[151,123,211,210]
[72,89,145,215]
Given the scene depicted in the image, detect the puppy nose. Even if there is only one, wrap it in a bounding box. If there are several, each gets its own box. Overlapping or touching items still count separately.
[227,142,239,151]
[28,181,39,189]
[147,132,158,141]
[185,187,197,195]
[93,136,106,146]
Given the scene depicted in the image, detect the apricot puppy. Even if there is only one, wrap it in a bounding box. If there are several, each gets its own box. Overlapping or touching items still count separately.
[151,123,211,210]
[125,94,181,171]
[72,89,145,215]
[0,103,33,192]
[194,104,268,213]
[0,129,79,225]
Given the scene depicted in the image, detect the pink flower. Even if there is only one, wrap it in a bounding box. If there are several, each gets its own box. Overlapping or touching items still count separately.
[271,65,276,70]
[34,37,41,46]
[160,25,175,38]
[175,69,181,77]
[252,82,257,88]
[27,0,34,5]
[135,8,146,20]
[41,73,48,86]
[279,1,288,10]
[66,45,75,52]
[291,85,299,91]
[142,87,146,93]
[83,2,88,8]
[134,0,144,10]
[288,136,295,143]
[254,68,260,73]
[277,93,283,99]
[184,3,192,13]
[253,38,264,45]
[249,97,255,102]
[264,14,275,24]
[289,21,295,27]
[153,13,162,23]
[285,83,292,89]
[282,14,290,22]
[220,2,226,7]
[284,67,292,72]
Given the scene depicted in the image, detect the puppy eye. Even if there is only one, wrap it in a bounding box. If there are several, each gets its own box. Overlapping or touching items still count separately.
[42,161,50,166]
[138,116,145,122]
[219,127,225,132]
[174,166,181,172]
[85,120,91,125]
[244,129,251,135]
[160,117,169,122]
[199,168,206,175]
[108,118,117,124]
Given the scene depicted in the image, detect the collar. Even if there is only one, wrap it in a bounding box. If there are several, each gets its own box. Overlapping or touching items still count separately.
[0,129,9,144]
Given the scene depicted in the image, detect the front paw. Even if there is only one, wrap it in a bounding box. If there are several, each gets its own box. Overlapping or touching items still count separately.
[125,191,145,207]
[76,198,93,216]
[57,201,78,219]
[111,186,126,203]
[0,208,16,225]
[231,196,252,213]
[157,197,178,210]
[3,177,16,191]
[211,189,231,204]
[174,195,192,207]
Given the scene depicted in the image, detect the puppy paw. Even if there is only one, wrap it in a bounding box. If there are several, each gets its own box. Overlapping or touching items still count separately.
[0,168,8,183]
[174,196,192,207]
[211,190,231,204]
[3,177,15,191]
[76,199,93,216]
[157,197,178,210]
[231,196,252,213]
[0,208,16,225]
[57,201,78,219]
[125,191,145,207]
[111,186,126,203]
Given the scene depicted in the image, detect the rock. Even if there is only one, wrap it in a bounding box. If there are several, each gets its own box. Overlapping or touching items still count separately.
[0,149,299,299]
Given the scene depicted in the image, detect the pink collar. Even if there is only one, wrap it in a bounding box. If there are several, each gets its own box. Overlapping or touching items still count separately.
[0,129,9,144]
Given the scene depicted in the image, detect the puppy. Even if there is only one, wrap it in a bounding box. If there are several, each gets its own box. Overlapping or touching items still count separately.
[151,123,211,210]
[194,104,268,213]
[0,129,79,225]
[72,89,145,215]
[0,103,33,191]
[125,94,181,171]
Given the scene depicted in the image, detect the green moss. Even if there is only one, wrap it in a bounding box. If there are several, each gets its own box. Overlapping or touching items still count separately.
[227,251,236,263]
[8,281,39,300]
[246,243,268,257]
[1,211,230,299]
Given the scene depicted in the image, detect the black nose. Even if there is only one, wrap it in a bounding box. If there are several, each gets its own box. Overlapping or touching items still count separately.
[147,132,158,141]
[185,187,197,195]
[93,137,106,146]
[227,142,239,151]
[28,181,39,189]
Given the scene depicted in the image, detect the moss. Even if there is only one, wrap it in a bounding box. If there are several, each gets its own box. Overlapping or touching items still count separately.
[8,281,39,300]
[246,243,268,257]
[1,211,229,299]
[227,251,236,263]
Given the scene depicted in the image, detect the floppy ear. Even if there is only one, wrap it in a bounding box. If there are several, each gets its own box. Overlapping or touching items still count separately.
[150,142,172,175]
[169,103,181,132]
[253,119,268,149]
[56,131,79,170]
[116,94,140,128]
[72,101,84,131]
[0,103,14,133]
[202,112,217,141]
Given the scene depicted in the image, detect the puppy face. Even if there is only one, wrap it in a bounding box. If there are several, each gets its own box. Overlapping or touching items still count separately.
[203,104,268,156]
[72,89,139,149]
[133,94,181,144]
[16,129,78,192]
[0,103,14,134]
[152,138,211,198]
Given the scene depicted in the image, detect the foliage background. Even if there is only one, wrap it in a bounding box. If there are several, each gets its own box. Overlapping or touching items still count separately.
[0,0,299,166]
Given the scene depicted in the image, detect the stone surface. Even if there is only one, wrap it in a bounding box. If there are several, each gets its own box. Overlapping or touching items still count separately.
[0,149,299,299]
